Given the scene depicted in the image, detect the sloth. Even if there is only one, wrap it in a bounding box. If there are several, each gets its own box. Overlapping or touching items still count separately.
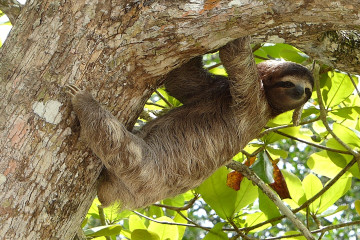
[66,37,314,209]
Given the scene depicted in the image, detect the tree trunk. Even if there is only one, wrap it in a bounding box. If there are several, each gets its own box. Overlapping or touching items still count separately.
[0,0,359,239]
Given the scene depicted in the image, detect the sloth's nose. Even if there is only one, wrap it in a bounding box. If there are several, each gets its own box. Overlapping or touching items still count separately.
[291,85,305,99]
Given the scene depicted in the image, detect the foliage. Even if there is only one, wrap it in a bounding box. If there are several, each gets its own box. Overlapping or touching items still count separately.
[78,42,360,240]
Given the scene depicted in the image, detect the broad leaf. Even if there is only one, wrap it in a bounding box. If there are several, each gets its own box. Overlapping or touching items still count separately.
[259,189,281,219]
[282,170,305,205]
[318,176,351,213]
[131,229,160,240]
[84,225,122,237]
[148,216,179,240]
[307,151,345,178]
[302,174,322,214]
[203,223,228,240]
[129,215,146,232]
[250,154,274,184]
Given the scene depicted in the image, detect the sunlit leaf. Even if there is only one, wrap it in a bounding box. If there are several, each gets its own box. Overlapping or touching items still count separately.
[302,174,322,214]
[283,231,307,240]
[319,205,348,218]
[318,176,351,213]
[131,229,160,240]
[203,222,228,240]
[198,167,257,219]
[355,200,360,215]
[332,123,360,149]
[307,151,345,178]
[234,178,258,213]
[266,146,288,159]
[259,189,281,219]
[282,170,305,205]
[148,216,179,240]
[197,167,238,219]
[174,211,188,240]
[245,212,271,233]
[84,225,122,237]
[323,71,357,107]
[209,67,227,76]
[129,215,146,232]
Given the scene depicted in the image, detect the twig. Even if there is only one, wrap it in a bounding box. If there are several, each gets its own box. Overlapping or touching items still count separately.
[227,161,314,240]
[314,63,359,158]
[145,101,166,108]
[0,0,23,24]
[132,211,199,228]
[98,206,111,240]
[265,220,360,240]
[273,130,351,155]
[153,195,199,211]
[294,156,357,213]
[347,73,360,98]
[155,90,173,108]
[240,156,357,232]
[228,218,255,240]
[259,117,320,137]
[176,210,212,232]
[207,62,222,70]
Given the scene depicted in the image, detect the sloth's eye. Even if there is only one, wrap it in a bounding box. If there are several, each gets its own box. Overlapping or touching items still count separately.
[279,81,295,88]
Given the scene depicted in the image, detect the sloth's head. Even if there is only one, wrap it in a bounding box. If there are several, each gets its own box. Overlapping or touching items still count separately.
[257,60,314,116]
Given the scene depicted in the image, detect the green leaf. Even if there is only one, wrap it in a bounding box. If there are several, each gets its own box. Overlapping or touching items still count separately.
[234,178,258,212]
[283,231,307,240]
[209,67,227,76]
[245,212,270,233]
[332,123,360,149]
[197,167,238,219]
[330,107,360,120]
[129,215,146,232]
[355,200,360,215]
[163,194,186,208]
[266,146,288,159]
[323,71,357,107]
[319,205,348,218]
[197,167,258,219]
[307,151,345,178]
[302,174,322,214]
[318,176,351,213]
[131,229,160,240]
[327,151,360,179]
[84,225,122,237]
[148,216,179,240]
[174,211,188,240]
[81,217,88,228]
[203,222,228,240]
[250,154,274,184]
[282,170,305,205]
[258,189,281,219]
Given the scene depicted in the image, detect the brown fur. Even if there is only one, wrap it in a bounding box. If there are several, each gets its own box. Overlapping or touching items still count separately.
[67,37,314,209]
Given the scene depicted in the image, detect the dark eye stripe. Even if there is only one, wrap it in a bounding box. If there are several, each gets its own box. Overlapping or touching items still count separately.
[272,81,295,88]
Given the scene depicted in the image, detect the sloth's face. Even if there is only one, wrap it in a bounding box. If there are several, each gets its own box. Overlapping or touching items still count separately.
[265,75,313,113]
[257,60,314,115]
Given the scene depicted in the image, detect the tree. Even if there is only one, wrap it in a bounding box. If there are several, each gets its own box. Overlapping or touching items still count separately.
[0,0,359,239]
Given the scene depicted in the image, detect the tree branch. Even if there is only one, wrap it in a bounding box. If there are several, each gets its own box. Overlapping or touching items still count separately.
[0,0,23,24]
[226,161,314,240]
[238,156,357,233]
[273,130,352,155]
[266,220,360,240]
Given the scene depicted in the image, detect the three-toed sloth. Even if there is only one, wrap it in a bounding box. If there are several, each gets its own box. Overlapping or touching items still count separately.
[67,37,314,209]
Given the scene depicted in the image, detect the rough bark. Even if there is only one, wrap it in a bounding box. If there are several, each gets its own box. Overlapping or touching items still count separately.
[0,0,359,239]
